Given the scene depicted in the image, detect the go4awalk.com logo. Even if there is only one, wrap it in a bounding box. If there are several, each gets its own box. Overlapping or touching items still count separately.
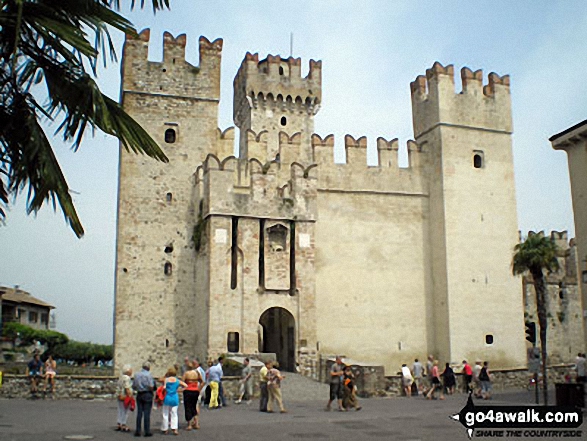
[450,394,583,439]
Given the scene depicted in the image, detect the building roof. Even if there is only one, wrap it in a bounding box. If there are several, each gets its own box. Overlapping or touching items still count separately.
[549,119,587,142]
[0,286,55,309]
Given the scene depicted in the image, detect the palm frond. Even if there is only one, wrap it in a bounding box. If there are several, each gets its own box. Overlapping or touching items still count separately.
[1,90,83,236]
[0,0,170,236]
[106,0,171,12]
[512,234,560,276]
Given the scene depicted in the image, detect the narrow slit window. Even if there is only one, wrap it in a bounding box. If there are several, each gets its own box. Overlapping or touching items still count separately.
[166,192,172,203]
[164,262,172,275]
[231,217,239,289]
[279,66,284,75]
[485,334,494,345]
[473,151,484,169]
[280,116,287,126]
[289,220,296,296]
[259,219,265,289]
[227,332,240,352]
[165,128,176,144]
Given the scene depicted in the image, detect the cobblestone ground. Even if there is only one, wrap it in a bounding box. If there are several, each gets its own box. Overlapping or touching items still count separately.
[0,387,583,441]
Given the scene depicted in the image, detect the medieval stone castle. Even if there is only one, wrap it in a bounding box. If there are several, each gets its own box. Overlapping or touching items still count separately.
[114,29,536,376]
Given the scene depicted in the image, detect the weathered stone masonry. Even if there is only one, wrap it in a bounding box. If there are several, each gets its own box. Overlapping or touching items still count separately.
[115,30,532,376]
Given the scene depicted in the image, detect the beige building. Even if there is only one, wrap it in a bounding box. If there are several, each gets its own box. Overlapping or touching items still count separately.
[551,120,587,348]
[0,286,54,331]
[114,30,527,375]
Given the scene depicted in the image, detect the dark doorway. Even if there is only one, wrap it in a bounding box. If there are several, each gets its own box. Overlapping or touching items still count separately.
[259,307,295,372]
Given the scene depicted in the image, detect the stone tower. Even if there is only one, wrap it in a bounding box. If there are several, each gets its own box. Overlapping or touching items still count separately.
[189,52,321,372]
[233,54,321,162]
[410,63,526,366]
[114,30,222,372]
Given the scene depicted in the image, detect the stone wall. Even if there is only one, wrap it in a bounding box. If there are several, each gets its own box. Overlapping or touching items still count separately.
[382,365,576,397]
[0,375,118,399]
[298,347,319,379]
[523,232,585,364]
[0,374,245,400]
[319,357,385,398]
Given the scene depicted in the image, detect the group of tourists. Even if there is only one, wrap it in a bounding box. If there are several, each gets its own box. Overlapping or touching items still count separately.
[26,352,57,398]
[400,356,493,400]
[117,356,224,436]
[115,356,288,436]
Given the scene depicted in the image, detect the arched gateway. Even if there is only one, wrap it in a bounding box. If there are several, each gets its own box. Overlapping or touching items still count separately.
[259,307,295,372]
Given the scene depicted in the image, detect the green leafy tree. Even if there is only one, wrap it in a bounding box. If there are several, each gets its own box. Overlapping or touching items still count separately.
[512,233,559,405]
[52,340,113,364]
[0,0,170,237]
[2,322,68,350]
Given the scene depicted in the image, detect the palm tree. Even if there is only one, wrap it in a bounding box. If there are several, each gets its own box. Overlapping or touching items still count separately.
[0,0,170,237]
[512,233,559,405]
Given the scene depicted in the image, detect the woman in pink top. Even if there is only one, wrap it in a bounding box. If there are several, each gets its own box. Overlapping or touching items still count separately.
[426,360,445,400]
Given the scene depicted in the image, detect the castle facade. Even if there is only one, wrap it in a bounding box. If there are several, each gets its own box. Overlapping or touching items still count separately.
[114,30,527,375]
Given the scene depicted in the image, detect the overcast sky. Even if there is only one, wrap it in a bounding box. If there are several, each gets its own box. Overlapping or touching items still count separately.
[1,1,585,344]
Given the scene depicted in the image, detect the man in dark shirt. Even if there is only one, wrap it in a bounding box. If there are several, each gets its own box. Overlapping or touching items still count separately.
[27,353,43,397]
[325,356,344,411]
[132,361,156,437]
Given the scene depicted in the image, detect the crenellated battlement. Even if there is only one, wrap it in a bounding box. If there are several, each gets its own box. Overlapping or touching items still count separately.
[194,154,317,222]
[410,62,512,138]
[310,133,423,168]
[233,52,322,129]
[121,29,223,100]
[308,134,428,195]
[410,62,510,98]
[214,127,236,159]
[525,230,573,252]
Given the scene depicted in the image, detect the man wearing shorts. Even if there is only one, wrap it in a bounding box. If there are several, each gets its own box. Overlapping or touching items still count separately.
[325,356,344,411]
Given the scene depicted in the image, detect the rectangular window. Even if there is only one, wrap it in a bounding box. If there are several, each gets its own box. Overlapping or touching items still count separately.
[227,332,240,353]
[41,313,49,325]
[29,311,38,323]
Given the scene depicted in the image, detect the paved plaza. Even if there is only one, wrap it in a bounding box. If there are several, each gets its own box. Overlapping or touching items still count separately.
[1,388,581,441]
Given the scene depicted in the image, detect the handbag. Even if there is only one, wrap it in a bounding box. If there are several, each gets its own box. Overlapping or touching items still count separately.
[124,396,136,411]
[155,385,166,405]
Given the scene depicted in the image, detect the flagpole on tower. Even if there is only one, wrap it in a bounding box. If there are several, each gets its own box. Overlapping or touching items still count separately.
[290,32,293,57]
